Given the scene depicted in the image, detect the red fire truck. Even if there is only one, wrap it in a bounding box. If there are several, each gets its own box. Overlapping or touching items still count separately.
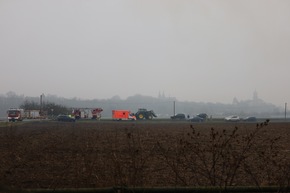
[7,108,25,122]
[72,108,103,120]
[92,108,103,120]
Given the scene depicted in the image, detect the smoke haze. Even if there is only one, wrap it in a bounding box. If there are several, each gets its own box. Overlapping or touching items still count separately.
[1,0,290,107]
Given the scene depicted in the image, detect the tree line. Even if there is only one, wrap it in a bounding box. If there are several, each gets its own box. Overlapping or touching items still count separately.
[0,91,283,118]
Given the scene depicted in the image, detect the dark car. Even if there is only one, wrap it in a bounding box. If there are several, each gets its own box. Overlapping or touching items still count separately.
[171,113,186,120]
[189,116,204,122]
[57,115,76,122]
[243,116,257,122]
[196,113,208,119]
[196,113,208,120]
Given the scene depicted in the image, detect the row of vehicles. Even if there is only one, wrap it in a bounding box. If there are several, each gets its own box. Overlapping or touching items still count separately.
[57,108,158,122]
[6,107,158,122]
[6,108,91,122]
[112,108,157,121]
[224,115,257,122]
[7,108,44,122]
[7,108,256,123]
[171,113,257,122]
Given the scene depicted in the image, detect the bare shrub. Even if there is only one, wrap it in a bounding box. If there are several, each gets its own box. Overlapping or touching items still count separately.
[156,120,289,189]
[105,125,157,187]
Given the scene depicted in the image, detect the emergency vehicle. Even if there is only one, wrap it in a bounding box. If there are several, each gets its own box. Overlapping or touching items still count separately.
[7,108,25,122]
[112,110,136,121]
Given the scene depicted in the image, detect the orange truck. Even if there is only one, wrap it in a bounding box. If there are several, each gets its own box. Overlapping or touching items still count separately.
[112,110,136,121]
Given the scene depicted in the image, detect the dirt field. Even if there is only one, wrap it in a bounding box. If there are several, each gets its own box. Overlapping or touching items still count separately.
[0,120,289,189]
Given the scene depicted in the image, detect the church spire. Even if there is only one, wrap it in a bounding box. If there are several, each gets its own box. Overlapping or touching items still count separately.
[253,90,258,101]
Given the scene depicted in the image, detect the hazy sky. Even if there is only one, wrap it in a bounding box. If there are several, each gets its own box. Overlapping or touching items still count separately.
[1,0,290,107]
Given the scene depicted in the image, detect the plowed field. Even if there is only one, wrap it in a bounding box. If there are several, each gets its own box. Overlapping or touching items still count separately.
[0,120,289,189]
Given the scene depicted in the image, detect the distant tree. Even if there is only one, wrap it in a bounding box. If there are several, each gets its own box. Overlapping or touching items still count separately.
[20,100,40,110]
[20,100,70,116]
[6,91,17,98]
[111,95,122,101]
[43,102,70,116]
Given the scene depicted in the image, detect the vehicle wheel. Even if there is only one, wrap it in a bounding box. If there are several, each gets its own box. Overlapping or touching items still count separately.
[148,114,153,120]
[137,113,144,120]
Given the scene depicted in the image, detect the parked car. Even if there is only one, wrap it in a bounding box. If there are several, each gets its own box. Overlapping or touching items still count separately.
[171,113,186,120]
[57,115,76,122]
[243,116,257,122]
[189,116,204,122]
[196,113,208,120]
[224,115,240,122]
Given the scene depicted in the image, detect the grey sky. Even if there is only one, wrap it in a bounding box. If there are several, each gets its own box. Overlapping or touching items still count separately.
[1,0,290,107]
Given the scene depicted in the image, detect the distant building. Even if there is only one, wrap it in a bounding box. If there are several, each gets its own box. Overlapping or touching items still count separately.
[253,90,258,102]
[232,97,239,105]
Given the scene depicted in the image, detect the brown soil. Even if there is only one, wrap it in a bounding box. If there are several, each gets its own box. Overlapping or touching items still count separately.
[0,120,289,189]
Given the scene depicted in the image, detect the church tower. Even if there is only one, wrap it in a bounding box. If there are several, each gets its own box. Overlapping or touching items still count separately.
[253,90,258,101]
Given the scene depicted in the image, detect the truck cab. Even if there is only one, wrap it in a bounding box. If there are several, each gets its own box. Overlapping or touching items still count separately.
[7,108,25,122]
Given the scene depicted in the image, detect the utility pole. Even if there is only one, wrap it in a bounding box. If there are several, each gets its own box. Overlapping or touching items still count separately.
[40,93,44,116]
[285,102,287,120]
[173,101,175,116]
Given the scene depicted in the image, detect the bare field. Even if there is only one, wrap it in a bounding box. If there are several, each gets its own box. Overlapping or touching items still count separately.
[0,120,289,189]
